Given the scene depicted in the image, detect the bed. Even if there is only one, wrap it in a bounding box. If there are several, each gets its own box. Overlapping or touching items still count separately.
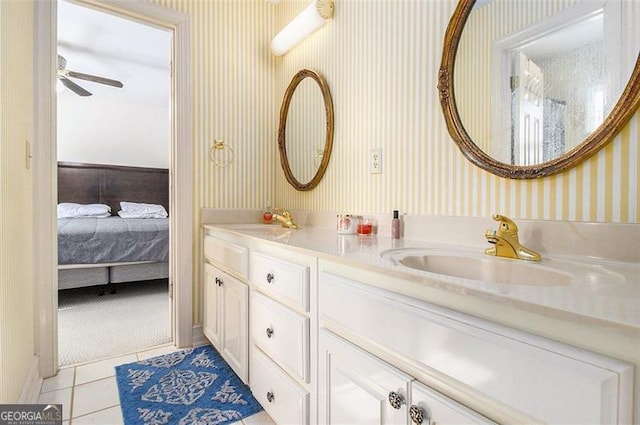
[57,162,170,291]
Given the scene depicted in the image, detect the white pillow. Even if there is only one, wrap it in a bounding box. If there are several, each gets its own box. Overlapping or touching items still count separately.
[58,203,111,218]
[117,210,167,219]
[120,201,168,216]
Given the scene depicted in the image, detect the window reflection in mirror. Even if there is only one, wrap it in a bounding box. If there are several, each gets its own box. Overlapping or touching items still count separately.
[454,0,638,166]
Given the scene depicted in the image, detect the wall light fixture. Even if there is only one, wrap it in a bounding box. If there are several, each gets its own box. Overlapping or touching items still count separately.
[271,0,334,56]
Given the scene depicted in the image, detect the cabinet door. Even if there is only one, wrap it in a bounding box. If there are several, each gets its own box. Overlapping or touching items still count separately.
[220,271,249,383]
[319,329,412,425]
[203,263,222,350]
[409,381,495,425]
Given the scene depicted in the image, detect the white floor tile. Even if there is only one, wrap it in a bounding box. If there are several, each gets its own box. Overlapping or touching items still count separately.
[37,388,72,421]
[72,406,124,425]
[41,367,75,393]
[136,344,179,361]
[242,410,276,425]
[72,376,120,419]
[75,354,137,386]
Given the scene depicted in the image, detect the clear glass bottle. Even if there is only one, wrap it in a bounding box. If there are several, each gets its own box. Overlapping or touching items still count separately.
[263,202,273,224]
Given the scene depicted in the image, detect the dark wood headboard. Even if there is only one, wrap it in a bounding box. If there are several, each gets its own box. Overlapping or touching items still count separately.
[58,162,169,214]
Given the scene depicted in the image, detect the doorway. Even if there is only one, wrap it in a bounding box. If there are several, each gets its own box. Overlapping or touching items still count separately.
[56,0,173,366]
[34,0,192,378]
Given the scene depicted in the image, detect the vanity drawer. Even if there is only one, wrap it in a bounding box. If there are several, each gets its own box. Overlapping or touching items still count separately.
[318,271,633,424]
[251,291,309,383]
[204,235,249,280]
[251,251,309,312]
[251,347,309,425]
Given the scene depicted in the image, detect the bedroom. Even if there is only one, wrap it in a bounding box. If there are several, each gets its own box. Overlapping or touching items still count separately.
[56,0,173,366]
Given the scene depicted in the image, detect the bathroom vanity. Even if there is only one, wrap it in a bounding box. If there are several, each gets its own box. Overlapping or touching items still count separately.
[202,215,638,424]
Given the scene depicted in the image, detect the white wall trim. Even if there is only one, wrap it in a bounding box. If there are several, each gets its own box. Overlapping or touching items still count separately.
[17,356,42,404]
[33,0,193,378]
[33,0,59,379]
[168,4,194,349]
[191,324,208,348]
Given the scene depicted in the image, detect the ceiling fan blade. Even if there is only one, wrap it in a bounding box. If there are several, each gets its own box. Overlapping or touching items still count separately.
[66,70,124,88]
[57,54,67,71]
[59,76,92,97]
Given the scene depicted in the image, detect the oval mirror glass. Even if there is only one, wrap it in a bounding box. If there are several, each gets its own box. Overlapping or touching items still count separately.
[440,0,640,178]
[278,69,334,191]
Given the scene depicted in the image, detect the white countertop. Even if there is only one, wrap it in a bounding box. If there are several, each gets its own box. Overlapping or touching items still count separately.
[204,223,640,331]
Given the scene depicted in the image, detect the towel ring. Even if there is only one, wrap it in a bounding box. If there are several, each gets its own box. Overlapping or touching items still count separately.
[209,140,234,168]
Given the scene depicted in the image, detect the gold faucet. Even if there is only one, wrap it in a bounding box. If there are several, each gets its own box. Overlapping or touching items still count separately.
[485,214,541,261]
[272,207,299,229]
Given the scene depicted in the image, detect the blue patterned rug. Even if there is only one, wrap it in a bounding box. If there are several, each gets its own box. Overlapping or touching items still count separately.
[115,345,262,425]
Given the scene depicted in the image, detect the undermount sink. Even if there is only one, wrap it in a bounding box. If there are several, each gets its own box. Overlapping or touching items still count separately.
[380,248,572,286]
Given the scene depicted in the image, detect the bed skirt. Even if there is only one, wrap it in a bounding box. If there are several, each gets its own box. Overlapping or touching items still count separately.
[110,262,169,283]
[59,267,109,290]
[58,262,169,290]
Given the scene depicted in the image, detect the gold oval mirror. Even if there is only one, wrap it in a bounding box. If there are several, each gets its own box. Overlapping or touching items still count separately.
[439,0,640,179]
[278,69,334,191]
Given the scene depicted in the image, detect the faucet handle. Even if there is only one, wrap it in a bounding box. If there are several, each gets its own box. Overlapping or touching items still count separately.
[273,207,291,218]
[491,213,518,234]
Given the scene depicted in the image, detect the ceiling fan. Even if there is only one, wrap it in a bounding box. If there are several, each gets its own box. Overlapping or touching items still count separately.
[57,54,124,97]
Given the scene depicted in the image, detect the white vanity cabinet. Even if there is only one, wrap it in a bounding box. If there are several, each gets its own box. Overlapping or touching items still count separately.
[249,242,316,425]
[318,266,634,424]
[318,329,495,425]
[200,222,635,425]
[203,229,250,383]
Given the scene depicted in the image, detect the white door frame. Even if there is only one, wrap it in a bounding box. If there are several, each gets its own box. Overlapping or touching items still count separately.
[33,0,192,378]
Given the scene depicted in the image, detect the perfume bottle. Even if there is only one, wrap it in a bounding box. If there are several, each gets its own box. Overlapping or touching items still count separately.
[391,210,400,239]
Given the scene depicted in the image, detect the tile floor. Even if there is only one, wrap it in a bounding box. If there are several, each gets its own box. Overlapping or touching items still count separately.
[38,344,275,425]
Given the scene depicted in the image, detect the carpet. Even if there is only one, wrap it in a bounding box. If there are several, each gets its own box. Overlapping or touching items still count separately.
[115,345,262,425]
[58,279,171,365]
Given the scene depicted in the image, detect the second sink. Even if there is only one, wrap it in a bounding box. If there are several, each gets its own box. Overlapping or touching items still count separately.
[381,248,572,286]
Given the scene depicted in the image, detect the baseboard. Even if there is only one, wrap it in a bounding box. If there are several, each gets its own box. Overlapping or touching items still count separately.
[191,323,209,347]
[18,355,43,404]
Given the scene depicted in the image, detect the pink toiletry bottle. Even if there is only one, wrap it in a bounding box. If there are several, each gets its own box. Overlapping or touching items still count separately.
[391,210,400,239]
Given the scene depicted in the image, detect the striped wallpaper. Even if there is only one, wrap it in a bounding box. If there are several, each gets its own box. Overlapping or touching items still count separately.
[150,0,277,322]
[146,0,638,323]
[0,0,35,403]
[273,0,640,223]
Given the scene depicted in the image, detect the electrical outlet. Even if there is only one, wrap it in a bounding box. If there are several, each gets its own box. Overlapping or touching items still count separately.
[370,148,382,174]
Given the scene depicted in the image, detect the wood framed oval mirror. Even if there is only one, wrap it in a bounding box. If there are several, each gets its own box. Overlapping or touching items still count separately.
[278,69,334,191]
[439,0,640,179]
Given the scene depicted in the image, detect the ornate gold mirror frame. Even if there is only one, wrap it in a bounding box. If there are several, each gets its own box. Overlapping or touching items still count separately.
[439,0,640,179]
[278,68,334,191]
